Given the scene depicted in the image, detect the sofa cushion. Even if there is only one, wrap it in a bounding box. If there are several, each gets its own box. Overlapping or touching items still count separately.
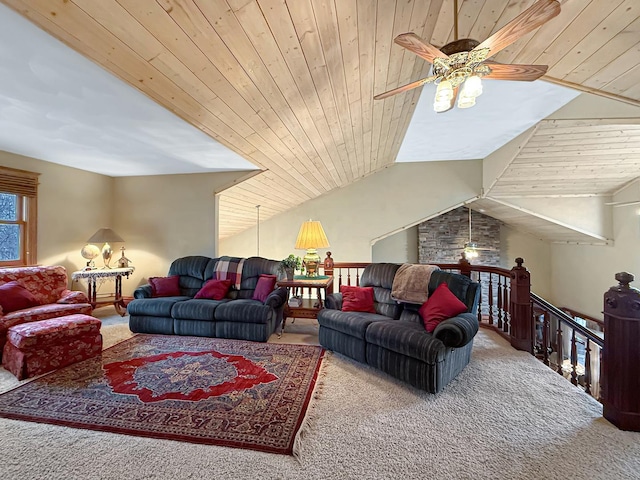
[317,309,390,340]
[0,303,94,340]
[0,281,38,313]
[231,257,282,300]
[365,320,446,364]
[0,265,69,305]
[171,298,230,321]
[340,285,375,313]
[127,297,191,317]
[7,314,101,349]
[194,279,231,300]
[214,299,273,324]
[360,263,403,319]
[428,271,479,313]
[169,256,217,297]
[252,274,277,303]
[419,283,468,333]
[149,276,181,297]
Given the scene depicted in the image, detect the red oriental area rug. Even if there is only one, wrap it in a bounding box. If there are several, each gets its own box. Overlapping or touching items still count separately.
[0,335,325,456]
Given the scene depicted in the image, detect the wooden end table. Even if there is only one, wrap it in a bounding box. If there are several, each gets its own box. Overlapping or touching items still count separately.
[277,275,333,333]
[71,267,135,316]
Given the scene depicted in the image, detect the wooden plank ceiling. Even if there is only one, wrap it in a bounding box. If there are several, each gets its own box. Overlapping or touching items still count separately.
[3,0,640,239]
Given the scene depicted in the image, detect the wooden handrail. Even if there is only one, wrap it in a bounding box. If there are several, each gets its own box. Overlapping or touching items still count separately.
[559,306,605,330]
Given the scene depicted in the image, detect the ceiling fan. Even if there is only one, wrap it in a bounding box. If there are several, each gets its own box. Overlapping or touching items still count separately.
[374,0,561,112]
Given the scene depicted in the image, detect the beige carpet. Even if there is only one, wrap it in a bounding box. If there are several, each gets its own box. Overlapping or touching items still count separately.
[0,309,638,480]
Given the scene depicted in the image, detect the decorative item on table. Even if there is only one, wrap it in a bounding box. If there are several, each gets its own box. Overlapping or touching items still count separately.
[295,220,330,277]
[288,296,302,307]
[86,228,125,269]
[280,254,301,280]
[117,246,132,268]
[80,243,100,269]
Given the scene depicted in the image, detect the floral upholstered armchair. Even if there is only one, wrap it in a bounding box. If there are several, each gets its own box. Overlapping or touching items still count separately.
[0,265,92,358]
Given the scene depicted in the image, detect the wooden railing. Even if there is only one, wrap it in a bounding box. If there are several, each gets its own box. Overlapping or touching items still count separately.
[324,258,516,338]
[532,294,604,400]
[560,306,605,332]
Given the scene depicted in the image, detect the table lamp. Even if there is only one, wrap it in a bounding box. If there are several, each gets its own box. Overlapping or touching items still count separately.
[295,220,330,277]
[87,228,124,269]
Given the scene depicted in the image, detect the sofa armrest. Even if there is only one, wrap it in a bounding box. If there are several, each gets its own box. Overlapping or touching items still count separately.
[265,286,287,308]
[324,293,343,310]
[134,284,153,299]
[57,289,90,304]
[433,312,479,348]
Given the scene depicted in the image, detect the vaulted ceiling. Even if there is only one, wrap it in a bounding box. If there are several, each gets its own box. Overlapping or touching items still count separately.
[2,0,640,239]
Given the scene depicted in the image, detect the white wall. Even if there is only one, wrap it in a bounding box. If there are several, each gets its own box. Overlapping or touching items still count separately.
[0,150,112,279]
[113,171,248,293]
[500,225,552,299]
[549,181,640,318]
[372,226,418,263]
[219,160,482,263]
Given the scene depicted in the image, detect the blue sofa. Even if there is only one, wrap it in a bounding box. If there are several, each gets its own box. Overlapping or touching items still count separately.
[128,256,287,342]
[317,263,480,393]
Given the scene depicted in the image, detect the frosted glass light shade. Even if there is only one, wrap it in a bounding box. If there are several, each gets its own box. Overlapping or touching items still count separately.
[434,80,453,101]
[461,75,483,97]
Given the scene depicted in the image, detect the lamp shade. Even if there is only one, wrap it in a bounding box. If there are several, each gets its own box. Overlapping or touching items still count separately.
[295,221,330,249]
[87,228,124,244]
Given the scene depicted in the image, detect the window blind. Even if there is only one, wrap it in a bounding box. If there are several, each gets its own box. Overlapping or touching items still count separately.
[0,167,40,197]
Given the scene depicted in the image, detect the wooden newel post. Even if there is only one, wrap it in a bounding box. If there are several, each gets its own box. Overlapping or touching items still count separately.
[509,257,533,353]
[324,252,334,294]
[458,253,472,278]
[603,272,640,431]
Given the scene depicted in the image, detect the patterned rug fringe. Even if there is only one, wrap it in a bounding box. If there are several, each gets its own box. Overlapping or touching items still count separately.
[292,351,331,462]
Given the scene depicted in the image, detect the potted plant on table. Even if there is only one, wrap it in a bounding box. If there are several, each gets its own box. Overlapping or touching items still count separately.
[281,254,301,280]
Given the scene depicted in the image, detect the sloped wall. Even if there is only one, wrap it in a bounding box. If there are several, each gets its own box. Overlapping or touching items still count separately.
[219,160,483,262]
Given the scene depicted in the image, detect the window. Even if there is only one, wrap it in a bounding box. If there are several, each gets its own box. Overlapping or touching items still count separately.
[0,166,39,266]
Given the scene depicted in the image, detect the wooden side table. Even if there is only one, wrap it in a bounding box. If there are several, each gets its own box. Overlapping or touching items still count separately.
[71,267,135,316]
[277,275,333,332]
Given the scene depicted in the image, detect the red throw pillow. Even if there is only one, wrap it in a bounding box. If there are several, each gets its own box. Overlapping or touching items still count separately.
[194,279,232,300]
[149,275,181,297]
[419,283,468,333]
[341,285,375,313]
[0,281,39,313]
[252,274,278,303]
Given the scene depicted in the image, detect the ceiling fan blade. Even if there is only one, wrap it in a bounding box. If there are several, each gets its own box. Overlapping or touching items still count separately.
[474,0,561,58]
[483,63,548,81]
[374,75,437,100]
[394,32,449,64]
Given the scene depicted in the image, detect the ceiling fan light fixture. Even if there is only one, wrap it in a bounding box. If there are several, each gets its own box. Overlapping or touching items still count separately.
[457,94,476,109]
[434,80,453,100]
[461,75,483,97]
[433,80,454,112]
[464,242,479,259]
[434,99,452,113]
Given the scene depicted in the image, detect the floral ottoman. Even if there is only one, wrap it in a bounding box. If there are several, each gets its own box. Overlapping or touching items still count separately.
[2,314,102,380]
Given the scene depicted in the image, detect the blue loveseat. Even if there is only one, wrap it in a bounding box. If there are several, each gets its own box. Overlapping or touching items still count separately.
[317,263,480,393]
[128,256,287,342]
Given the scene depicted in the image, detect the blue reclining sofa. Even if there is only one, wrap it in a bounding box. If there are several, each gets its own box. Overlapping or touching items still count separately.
[128,256,287,342]
[317,263,480,393]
